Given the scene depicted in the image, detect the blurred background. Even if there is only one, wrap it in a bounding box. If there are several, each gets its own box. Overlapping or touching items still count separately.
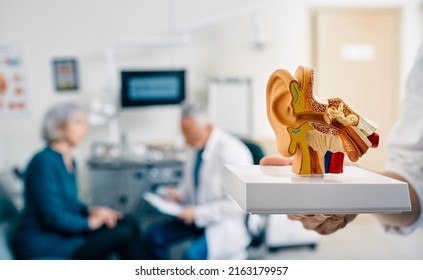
[1,0,423,259]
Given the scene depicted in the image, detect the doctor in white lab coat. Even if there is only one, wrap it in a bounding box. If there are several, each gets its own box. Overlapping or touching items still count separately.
[146,103,253,260]
[263,41,423,235]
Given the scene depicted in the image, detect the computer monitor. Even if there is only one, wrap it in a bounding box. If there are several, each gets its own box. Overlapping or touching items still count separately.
[121,70,185,107]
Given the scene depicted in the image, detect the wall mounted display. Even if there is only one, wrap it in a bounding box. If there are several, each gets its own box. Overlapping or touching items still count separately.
[121,70,185,107]
[0,45,29,116]
[53,58,79,91]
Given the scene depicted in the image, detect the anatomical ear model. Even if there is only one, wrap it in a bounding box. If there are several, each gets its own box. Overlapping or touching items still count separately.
[266,66,379,175]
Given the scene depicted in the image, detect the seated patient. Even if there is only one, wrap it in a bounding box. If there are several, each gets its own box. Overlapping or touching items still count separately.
[12,102,150,260]
[146,103,253,260]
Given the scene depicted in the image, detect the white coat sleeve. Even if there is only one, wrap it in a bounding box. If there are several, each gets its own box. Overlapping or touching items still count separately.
[194,138,253,227]
[194,192,246,227]
[384,41,423,234]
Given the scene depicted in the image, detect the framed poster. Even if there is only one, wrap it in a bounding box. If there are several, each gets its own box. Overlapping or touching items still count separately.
[0,44,29,116]
[53,58,79,91]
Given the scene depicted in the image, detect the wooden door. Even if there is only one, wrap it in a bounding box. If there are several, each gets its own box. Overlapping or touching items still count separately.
[311,8,401,171]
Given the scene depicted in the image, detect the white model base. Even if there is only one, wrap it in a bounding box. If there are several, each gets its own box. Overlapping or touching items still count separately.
[223,165,411,214]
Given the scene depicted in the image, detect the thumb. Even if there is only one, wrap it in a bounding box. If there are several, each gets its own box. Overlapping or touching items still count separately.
[260,156,292,166]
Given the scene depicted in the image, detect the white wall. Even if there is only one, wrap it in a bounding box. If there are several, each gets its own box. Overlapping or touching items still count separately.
[0,0,422,195]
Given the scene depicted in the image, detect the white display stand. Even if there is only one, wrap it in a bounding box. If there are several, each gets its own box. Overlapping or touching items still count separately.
[224,165,411,214]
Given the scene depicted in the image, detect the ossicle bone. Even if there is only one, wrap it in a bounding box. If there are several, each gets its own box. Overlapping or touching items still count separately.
[328,102,359,126]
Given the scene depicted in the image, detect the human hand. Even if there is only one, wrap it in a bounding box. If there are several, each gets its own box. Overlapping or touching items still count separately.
[89,206,123,229]
[259,155,293,166]
[177,205,195,225]
[164,186,181,203]
[287,214,357,235]
[88,214,104,230]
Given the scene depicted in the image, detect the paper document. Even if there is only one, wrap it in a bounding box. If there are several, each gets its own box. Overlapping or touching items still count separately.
[143,192,183,216]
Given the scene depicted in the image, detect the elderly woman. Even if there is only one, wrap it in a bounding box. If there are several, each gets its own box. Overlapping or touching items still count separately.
[13,102,149,259]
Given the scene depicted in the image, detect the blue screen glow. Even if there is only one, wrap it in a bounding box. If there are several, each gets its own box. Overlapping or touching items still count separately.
[128,76,180,101]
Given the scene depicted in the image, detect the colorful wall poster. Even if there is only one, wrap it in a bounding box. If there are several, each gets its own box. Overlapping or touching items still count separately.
[0,45,29,116]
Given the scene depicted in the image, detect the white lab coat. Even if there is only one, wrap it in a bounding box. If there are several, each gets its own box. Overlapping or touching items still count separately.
[178,127,253,259]
[385,41,423,234]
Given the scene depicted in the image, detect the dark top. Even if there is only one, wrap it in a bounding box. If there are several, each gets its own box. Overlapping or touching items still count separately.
[193,148,204,190]
[13,146,90,259]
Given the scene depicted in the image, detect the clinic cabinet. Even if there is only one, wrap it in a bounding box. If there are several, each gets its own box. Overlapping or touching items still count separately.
[88,159,183,214]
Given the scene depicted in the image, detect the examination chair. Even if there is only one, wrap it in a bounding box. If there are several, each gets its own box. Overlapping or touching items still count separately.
[241,139,265,165]
[0,172,20,260]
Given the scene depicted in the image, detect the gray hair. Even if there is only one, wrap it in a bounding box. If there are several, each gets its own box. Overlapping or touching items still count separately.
[42,102,85,143]
[181,102,210,126]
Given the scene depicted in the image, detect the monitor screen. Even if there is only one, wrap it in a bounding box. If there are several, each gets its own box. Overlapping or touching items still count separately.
[121,70,185,107]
